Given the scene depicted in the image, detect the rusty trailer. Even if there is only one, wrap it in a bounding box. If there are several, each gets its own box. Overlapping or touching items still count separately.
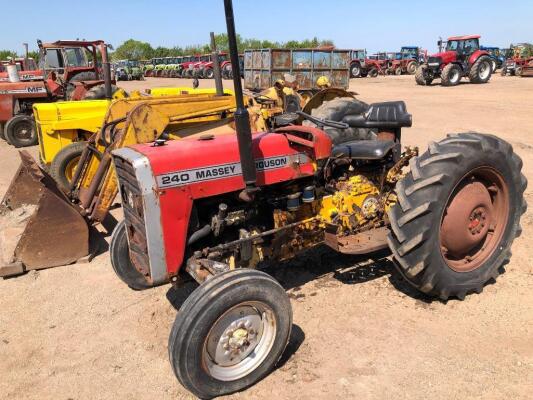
[243,48,351,91]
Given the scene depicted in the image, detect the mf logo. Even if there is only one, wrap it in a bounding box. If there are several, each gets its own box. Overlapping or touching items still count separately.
[27,86,43,93]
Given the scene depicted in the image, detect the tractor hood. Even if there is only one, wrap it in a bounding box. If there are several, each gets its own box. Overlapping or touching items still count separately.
[124,130,322,195]
[428,51,457,64]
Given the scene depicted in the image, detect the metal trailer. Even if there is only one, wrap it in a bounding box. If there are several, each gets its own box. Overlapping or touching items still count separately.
[243,48,351,91]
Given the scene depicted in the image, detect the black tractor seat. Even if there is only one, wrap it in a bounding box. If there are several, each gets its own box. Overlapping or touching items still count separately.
[332,140,398,160]
[343,101,412,129]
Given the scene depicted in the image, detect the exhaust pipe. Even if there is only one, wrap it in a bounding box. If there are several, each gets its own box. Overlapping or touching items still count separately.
[223,0,256,194]
[102,44,112,100]
[210,32,224,96]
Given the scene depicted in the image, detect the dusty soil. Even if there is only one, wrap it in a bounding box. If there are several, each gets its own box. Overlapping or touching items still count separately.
[1,74,532,400]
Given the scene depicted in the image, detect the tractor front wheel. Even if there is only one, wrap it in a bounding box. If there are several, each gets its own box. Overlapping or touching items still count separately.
[368,68,378,78]
[5,115,37,147]
[441,63,462,86]
[469,56,492,83]
[110,220,155,290]
[169,269,292,399]
[388,133,526,300]
[415,65,433,85]
[49,141,86,190]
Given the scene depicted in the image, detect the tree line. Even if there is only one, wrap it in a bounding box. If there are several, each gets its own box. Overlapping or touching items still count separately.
[110,34,335,61]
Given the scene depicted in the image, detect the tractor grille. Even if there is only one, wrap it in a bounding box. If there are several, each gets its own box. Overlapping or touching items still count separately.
[427,56,442,66]
[113,156,151,279]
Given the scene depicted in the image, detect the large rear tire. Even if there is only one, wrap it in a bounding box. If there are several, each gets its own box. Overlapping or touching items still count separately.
[81,84,120,100]
[110,220,155,290]
[406,60,418,75]
[441,63,462,86]
[388,133,527,300]
[169,269,292,399]
[350,63,361,78]
[4,115,37,147]
[49,141,86,190]
[304,97,375,144]
[469,56,492,83]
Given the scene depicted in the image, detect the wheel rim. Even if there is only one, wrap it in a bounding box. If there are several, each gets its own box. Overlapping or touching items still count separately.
[479,61,490,79]
[203,301,277,381]
[440,167,509,272]
[13,120,34,144]
[64,155,81,183]
[450,68,460,83]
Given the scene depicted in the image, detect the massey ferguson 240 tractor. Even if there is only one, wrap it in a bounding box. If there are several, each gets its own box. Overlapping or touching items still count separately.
[104,4,528,397]
[415,35,493,86]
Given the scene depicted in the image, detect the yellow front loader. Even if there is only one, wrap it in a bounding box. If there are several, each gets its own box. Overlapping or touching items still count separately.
[1,91,236,277]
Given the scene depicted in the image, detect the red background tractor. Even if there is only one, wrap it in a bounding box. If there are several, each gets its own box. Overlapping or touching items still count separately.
[415,35,493,86]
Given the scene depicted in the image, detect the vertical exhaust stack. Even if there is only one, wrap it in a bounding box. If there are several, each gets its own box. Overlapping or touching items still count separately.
[223,0,257,194]
[210,32,224,96]
[102,44,113,100]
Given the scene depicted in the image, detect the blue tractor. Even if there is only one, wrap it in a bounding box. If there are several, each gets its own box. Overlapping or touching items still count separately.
[480,46,505,71]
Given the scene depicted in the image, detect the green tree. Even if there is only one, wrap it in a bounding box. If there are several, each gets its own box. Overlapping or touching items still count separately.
[113,39,153,61]
[0,50,17,60]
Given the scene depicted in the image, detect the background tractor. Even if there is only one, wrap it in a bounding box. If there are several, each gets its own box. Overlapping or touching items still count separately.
[114,60,144,81]
[480,46,505,71]
[0,57,39,82]
[500,43,533,76]
[105,2,528,397]
[0,39,117,147]
[415,35,493,86]
[389,46,425,75]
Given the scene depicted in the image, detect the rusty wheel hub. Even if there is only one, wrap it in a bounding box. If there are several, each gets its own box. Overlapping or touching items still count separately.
[440,168,509,272]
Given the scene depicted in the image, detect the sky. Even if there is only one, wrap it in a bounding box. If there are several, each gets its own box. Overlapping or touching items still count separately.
[1,0,531,54]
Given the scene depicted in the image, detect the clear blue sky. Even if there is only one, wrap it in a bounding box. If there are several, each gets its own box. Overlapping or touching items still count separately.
[1,0,531,54]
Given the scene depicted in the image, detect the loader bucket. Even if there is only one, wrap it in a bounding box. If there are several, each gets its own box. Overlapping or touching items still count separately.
[0,151,89,277]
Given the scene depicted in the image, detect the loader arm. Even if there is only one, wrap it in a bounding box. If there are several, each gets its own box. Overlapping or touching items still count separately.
[72,94,237,222]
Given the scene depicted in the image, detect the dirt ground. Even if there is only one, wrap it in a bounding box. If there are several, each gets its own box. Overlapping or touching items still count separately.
[1,74,532,400]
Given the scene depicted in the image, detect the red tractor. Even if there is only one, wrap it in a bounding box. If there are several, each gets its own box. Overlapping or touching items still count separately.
[389,46,426,75]
[415,35,493,86]
[107,2,526,397]
[0,40,115,147]
[0,58,39,82]
[349,49,385,78]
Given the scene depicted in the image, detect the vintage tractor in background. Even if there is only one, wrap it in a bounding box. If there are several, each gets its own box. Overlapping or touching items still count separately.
[389,46,425,75]
[196,53,229,79]
[221,53,244,79]
[104,2,526,397]
[0,57,39,82]
[0,40,117,147]
[114,60,145,81]
[349,49,385,78]
[415,35,493,86]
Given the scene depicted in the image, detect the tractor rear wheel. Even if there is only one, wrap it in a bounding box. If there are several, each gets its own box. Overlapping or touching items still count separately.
[49,141,86,190]
[441,63,462,86]
[168,269,292,399]
[304,97,374,144]
[388,133,526,300]
[394,67,402,75]
[205,68,215,79]
[350,63,361,78]
[5,115,37,147]
[81,84,120,100]
[110,220,155,290]
[415,65,433,85]
[491,59,497,72]
[368,68,378,78]
[469,56,492,83]
[406,61,418,74]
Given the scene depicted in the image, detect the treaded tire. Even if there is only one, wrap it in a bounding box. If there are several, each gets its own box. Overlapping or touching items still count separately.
[406,60,418,75]
[49,141,86,190]
[441,63,462,86]
[350,63,361,78]
[368,68,378,77]
[415,65,433,85]
[81,84,120,100]
[303,97,375,144]
[5,115,37,147]
[0,123,5,141]
[169,269,292,399]
[468,56,492,83]
[66,71,97,99]
[110,220,155,290]
[388,133,527,300]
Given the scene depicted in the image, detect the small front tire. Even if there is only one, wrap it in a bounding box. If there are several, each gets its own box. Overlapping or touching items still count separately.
[169,269,292,399]
[4,115,37,147]
[110,220,155,290]
[49,141,86,190]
